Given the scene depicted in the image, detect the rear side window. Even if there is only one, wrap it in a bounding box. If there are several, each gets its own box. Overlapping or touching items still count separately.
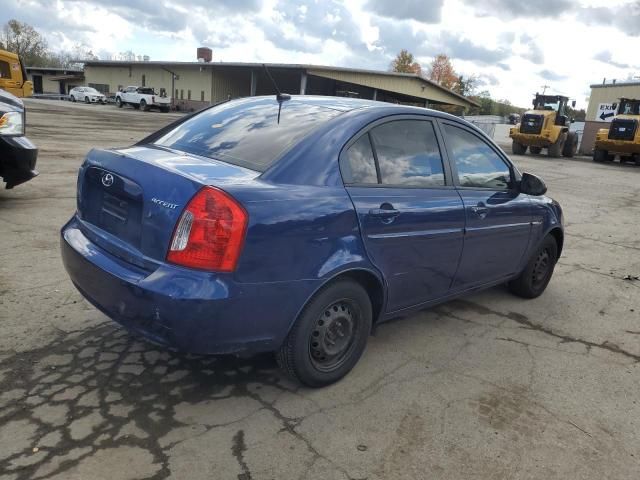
[443,124,511,189]
[342,134,378,184]
[154,99,341,171]
[370,120,445,187]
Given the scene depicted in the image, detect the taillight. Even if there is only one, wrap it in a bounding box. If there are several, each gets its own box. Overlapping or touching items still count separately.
[167,187,247,272]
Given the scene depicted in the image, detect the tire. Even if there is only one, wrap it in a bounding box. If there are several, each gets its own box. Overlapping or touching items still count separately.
[562,131,578,158]
[116,97,123,108]
[508,235,558,299]
[71,95,76,102]
[512,141,527,155]
[593,148,608,162]
[634,154,640,166]
[160,107,169,113]
[530,146,542,154]
[548,133,566,158]
[140,99,148,111]
[84,96,90,104]
[276,279,372,387]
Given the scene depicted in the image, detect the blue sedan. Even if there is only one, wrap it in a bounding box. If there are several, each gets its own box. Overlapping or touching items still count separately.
[61,96,564,387]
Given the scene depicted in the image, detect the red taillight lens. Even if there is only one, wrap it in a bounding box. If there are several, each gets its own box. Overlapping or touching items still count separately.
[167,187,248,272]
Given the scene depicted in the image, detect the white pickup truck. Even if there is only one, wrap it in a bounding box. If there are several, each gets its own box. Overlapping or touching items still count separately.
[115,86,171,112]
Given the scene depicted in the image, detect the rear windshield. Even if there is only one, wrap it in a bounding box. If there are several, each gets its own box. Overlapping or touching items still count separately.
[153,98,342,171]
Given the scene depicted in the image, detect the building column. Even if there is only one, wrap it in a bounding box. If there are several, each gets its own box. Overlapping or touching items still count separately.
[372,88,377,101]
[250,70,257,96]
[300,71,307,95]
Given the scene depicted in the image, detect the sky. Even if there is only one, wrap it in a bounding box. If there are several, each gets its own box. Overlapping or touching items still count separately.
[2,0,639,109]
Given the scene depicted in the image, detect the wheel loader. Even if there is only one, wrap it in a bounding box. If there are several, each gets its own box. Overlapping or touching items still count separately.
[509,94,578,158]
[593,98,640,165]
[0,49,33,98]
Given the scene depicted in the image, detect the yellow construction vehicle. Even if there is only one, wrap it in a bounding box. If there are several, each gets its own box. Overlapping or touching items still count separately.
[509,94,578,158]
[593,98,640,165]
[0,49,33,98]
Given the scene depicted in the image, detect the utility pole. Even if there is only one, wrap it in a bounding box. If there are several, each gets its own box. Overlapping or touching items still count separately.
[541,85,550,94]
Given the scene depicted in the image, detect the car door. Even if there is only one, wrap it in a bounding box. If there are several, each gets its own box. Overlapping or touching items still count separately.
[342,117,466,312]
[439,120,532,290]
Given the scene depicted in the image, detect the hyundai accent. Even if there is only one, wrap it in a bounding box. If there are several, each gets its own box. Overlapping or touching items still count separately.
[61,96,564,387]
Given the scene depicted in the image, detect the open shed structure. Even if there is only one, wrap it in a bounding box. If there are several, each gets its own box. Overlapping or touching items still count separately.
[82,60,478,112]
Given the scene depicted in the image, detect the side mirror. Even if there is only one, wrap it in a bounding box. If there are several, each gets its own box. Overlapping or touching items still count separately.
[520,172,547,196]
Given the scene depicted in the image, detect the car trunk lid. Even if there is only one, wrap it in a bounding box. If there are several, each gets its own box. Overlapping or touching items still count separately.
[77,146,258,267]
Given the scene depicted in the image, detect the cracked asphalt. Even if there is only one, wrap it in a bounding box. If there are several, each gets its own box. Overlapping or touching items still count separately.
[1,99,639,480]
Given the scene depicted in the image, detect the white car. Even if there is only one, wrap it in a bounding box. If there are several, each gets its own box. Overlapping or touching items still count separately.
[69,87,107,104]
[115,86,171,112]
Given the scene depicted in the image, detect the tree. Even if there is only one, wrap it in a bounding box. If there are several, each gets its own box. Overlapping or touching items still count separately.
[427,54,458,89]
[390,49,422,75]
[455,75,477,96]
[0,19,49,66]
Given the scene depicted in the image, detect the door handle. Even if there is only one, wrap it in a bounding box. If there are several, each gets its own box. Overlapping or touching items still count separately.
[369,208,400,217]
[470,203,489,218]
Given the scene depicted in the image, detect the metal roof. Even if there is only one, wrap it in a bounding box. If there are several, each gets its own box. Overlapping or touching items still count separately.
[590,81,640,89]
[82,60,478,107]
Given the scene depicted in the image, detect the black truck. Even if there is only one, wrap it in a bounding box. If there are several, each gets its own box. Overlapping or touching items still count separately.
[0,89,38,188]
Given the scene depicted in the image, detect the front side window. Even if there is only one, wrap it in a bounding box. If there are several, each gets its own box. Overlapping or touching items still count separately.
[342,134,378,184]
[443,124,511,189]
[369,120,445,187]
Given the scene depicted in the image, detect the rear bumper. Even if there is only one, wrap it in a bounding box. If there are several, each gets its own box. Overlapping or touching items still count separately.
[0,135,38,189]
[60,217,319,354]
[594,138,640,154]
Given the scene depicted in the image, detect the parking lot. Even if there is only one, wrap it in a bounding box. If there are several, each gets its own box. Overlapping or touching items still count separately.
[1,99,639,479]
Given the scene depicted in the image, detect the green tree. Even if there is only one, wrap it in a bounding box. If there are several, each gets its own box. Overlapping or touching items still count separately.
[390,49,422,75]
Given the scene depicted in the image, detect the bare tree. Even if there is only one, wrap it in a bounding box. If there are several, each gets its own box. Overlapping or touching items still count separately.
[0,19,49,66]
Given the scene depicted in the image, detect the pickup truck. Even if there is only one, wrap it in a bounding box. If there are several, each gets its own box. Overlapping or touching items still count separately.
[115,86,171,112]
[0,88,38,188]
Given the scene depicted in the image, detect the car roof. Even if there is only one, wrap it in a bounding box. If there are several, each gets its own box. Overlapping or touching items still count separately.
[233,95,465,121]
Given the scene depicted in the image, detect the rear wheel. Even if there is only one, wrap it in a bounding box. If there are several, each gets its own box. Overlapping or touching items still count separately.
[530,146,542,154]
[116,97,123,108]
[276,279,372,387]
[160,107,169,113]
[562,131,578,157]
[71,95,76,102]
[512,141,527,155]
[548,133,566,158]
[508,235,558,299]
[140,99,148,111]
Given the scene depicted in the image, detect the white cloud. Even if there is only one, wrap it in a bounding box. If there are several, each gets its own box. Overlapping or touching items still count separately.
[2,0,639,109]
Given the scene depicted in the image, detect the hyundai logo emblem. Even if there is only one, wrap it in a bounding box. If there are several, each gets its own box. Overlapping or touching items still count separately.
[101,173,114,187]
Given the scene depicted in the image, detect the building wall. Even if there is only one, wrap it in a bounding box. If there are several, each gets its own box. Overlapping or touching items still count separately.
[578,121,608,155]
[586,83,640,120]
[26,73,64,94]
[84,64,256,109]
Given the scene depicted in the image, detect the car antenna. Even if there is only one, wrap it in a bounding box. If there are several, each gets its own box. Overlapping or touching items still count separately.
[263,64,290,123]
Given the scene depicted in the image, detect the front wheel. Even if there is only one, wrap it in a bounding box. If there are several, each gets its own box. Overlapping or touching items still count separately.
[84,96,90,104]
[116,97,123,108]
[508,235,558,299]
[512,141,527,155]
[276,279,372,387]
[140,99,148,111]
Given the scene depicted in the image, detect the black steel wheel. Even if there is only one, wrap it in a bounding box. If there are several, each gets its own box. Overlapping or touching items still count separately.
[509,235,558,298]
[277,279,372,387]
